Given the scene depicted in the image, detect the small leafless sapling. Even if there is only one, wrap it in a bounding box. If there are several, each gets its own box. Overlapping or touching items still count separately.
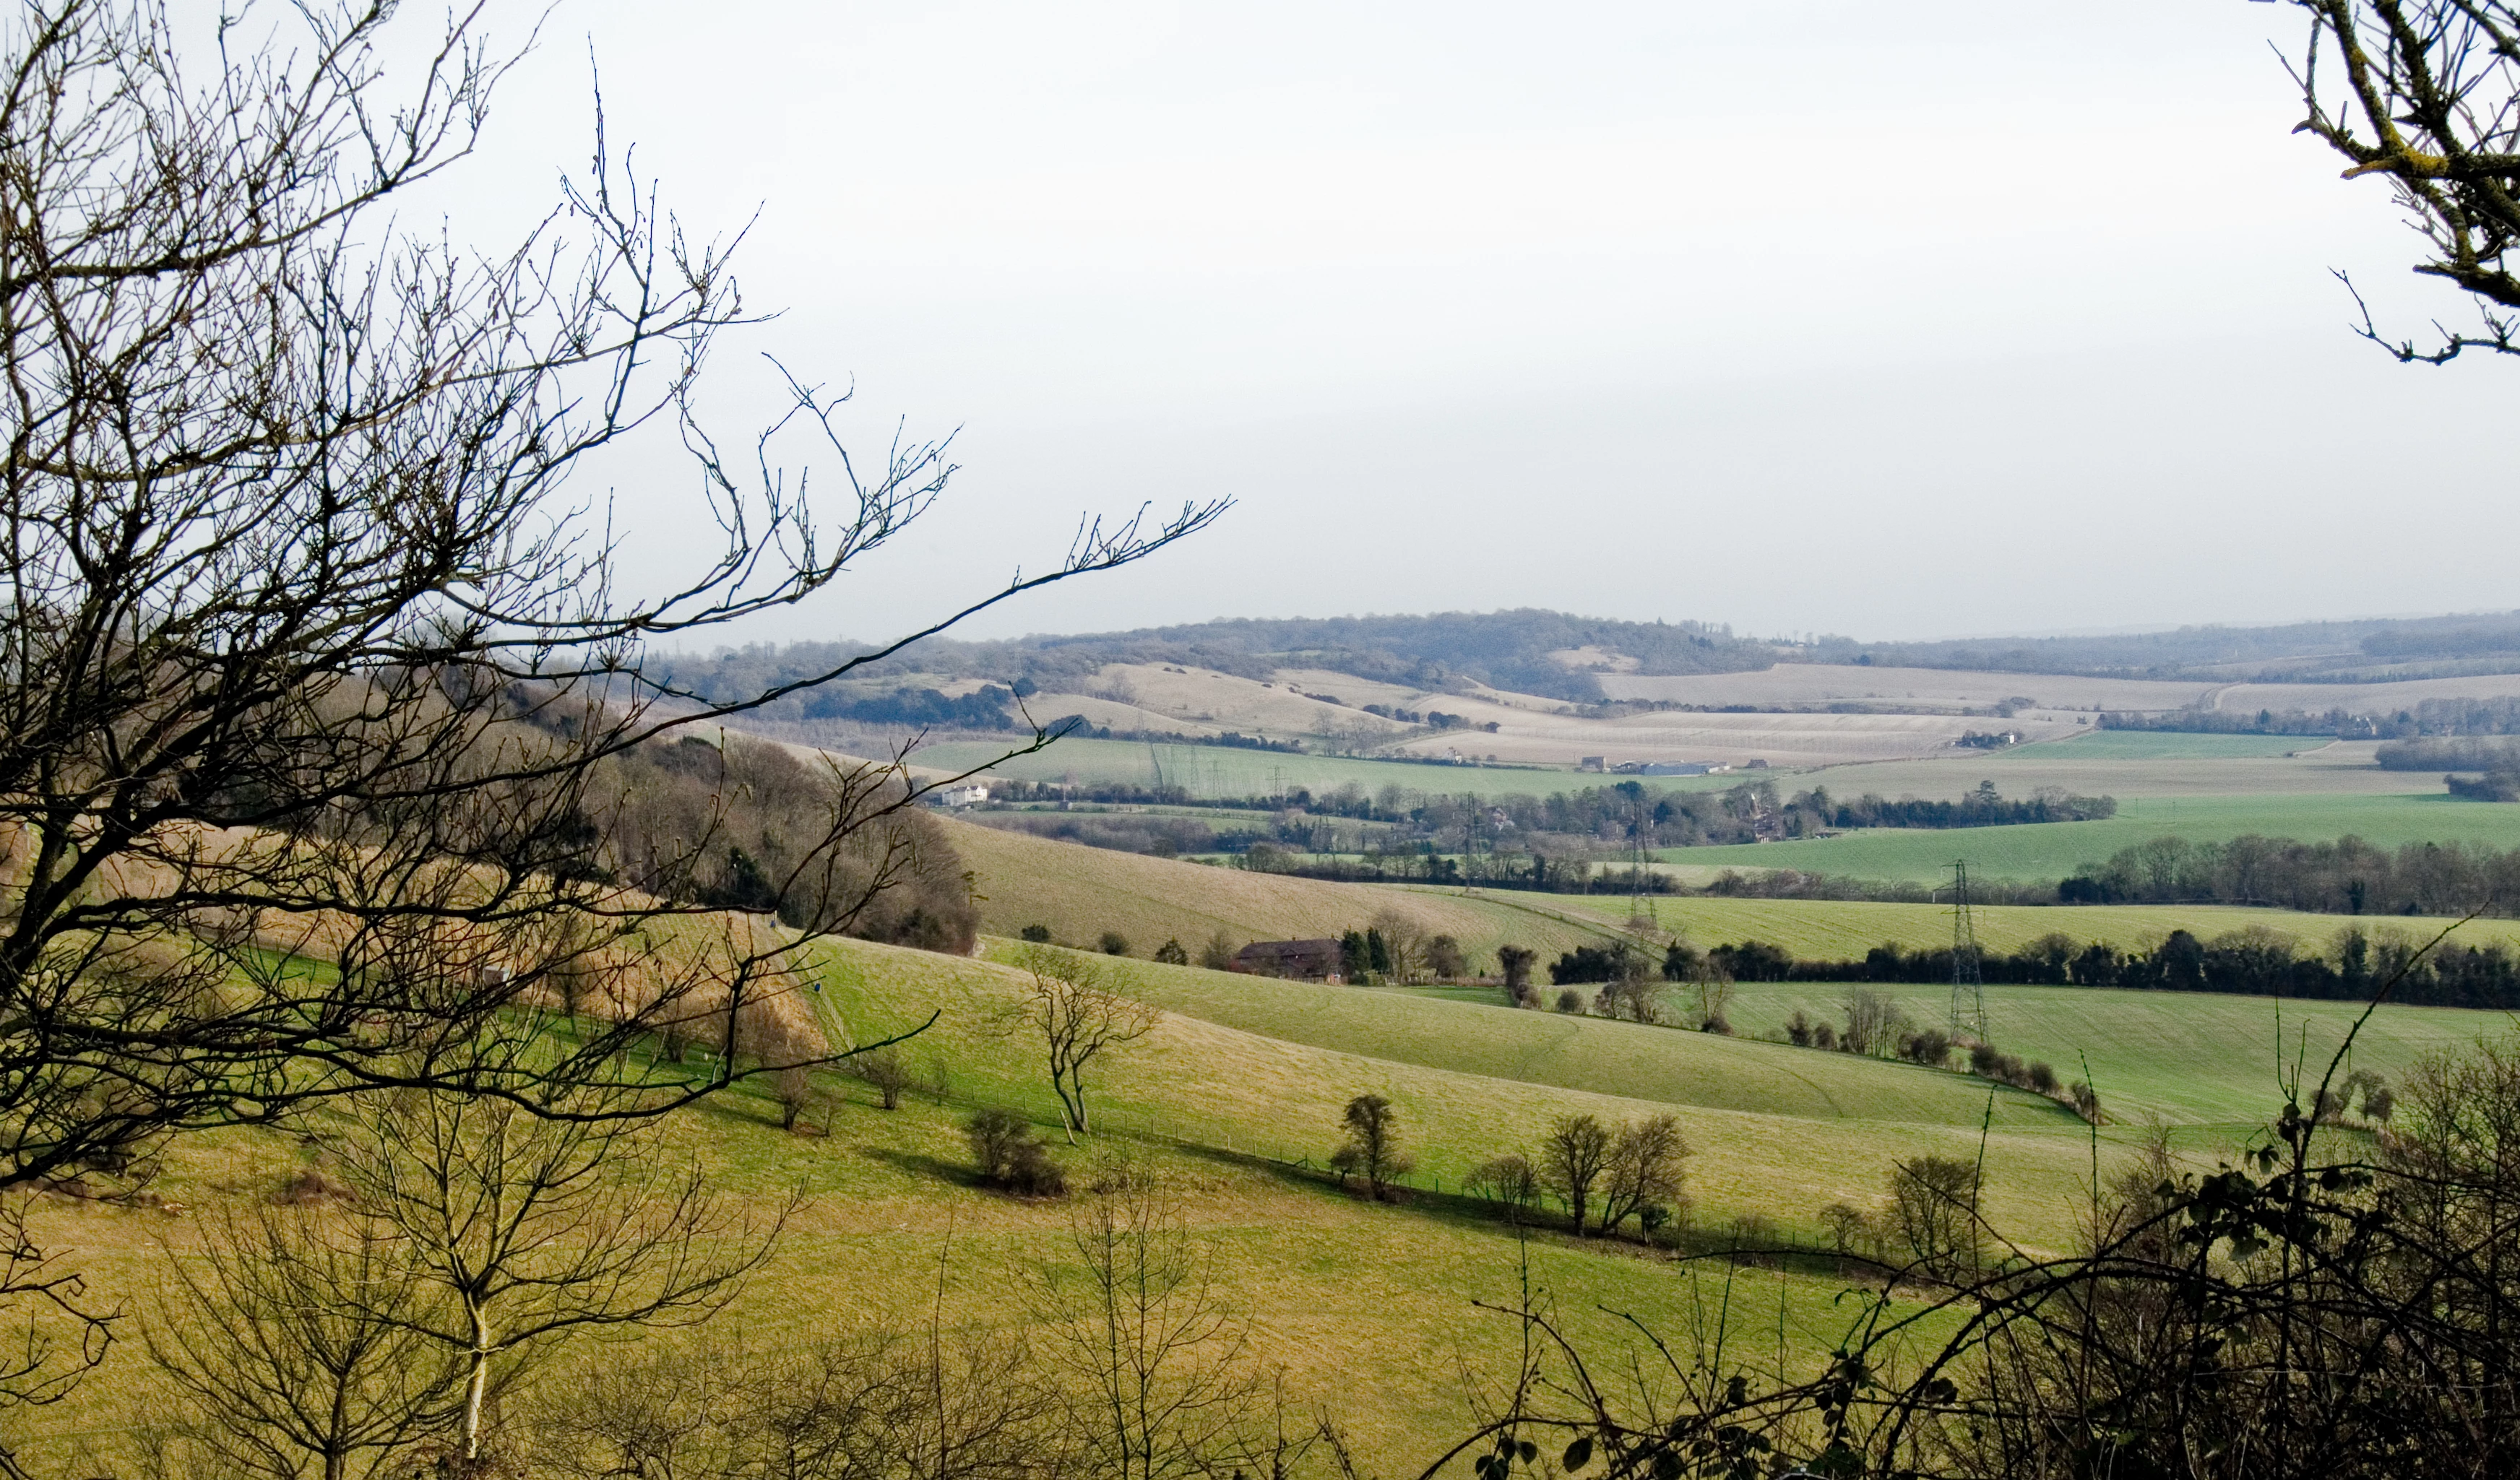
[1007,946,1161,1142]
[150,1207,468,1480]
[1033,1188,1267,1480]
[334,1075,795,1465]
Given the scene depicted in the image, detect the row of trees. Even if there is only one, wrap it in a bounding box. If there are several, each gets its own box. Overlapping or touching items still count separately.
[2057,831,2520,915]
[1336,919,1470,984]
[1704,923,2520,1010]
[1703,831,2520,921]
[1334,1096,1691,1244]
[2102,695,2520,739]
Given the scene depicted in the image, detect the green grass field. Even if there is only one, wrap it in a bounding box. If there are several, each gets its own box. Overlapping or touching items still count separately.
[1462,887,2520,960]
[35,818,2520,1471]
[1656,791,2520,883]
[1715,982,2484,1127]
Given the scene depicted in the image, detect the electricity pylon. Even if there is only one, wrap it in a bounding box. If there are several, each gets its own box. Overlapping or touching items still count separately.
[1949,860,1986,1043]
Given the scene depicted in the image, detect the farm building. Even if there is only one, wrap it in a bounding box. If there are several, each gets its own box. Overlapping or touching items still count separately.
[1234,938,1343,982]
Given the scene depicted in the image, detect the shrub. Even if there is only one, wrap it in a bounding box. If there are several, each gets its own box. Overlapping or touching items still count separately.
[1819,1200,1873,1256]
[854,1046,911,1110]
[2069,1080,2102,1122]
[774,1067,818,1130]
[1811,1021,1839,1052]
[2027,1060,2059,1095]
[1466,1153,1541,1212]
[1020,924,1053,943]
[1785,1010,1816,1047]
[1723,1211,1779,1262]
[1554,988,1584,1013]
[1199,930,1240,971]
[1900,1028,1953,1068]
[1152,938,1188,965]
[1096,931,1130,956]
[1426,934,1467,980]
[965,1109,1067,1196]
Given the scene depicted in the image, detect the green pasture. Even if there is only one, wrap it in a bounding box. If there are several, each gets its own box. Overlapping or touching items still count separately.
[1712,981,2504,1128]
[1471,889,2520,960]
[1654,791,2520,884]
[1026,945,2076,1133]
[826,940,2128,1256]
[26,939,1915,1475]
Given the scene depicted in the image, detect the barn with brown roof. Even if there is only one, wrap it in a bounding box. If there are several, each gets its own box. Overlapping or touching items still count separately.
[1233,938,1343,982]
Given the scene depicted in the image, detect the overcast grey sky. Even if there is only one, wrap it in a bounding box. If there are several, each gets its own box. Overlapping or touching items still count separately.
[453,1,2519,646]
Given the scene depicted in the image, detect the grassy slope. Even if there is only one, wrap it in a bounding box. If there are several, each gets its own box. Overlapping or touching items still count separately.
[33,919,2488,1468]
[946,815,1624,964]
[1712,981,2498,1127]
[816,940,2104,1246]
[27,934,1917,1472]
[1659,792,2520,884]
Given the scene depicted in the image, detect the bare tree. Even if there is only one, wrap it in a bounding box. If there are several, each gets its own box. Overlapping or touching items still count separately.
[856,1045,914,1110]
[1887,1154,1985,1284]
[150,1207,468,1480]
[1540,1114,1612,1237]
[1840,987,1905,1057]
[1465,1154,1542,1217]
[0,0,1215,1412]
[1595,1115,1689,1239]
[1033,1189,1264,1480]
[527,1329,1059,1480]
[1594,967,1667,1025]
[2283,1,2520,361]
[333,1076,793,1465]
[1369,909,1428,985]
[1008,946,1160,1143]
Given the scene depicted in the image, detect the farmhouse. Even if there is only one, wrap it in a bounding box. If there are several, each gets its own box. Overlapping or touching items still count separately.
[1234,938,1344,982]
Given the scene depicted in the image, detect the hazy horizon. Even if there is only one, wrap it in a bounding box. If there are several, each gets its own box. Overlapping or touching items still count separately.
[415,1,2520,649]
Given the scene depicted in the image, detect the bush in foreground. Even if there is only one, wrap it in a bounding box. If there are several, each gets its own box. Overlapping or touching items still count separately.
[967,1109,1068,1197]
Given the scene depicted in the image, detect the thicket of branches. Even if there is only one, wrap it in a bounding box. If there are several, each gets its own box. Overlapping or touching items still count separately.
[1435,1005,2520,1480]
[0,0,1214,1440]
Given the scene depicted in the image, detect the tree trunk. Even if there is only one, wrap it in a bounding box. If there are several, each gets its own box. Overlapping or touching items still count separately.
[462,1302,493,1460]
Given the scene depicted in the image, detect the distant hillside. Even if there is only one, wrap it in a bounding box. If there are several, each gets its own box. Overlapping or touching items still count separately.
[1799,611,2520,682]
[650,608,2520,733]
[652,608,1779,709]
